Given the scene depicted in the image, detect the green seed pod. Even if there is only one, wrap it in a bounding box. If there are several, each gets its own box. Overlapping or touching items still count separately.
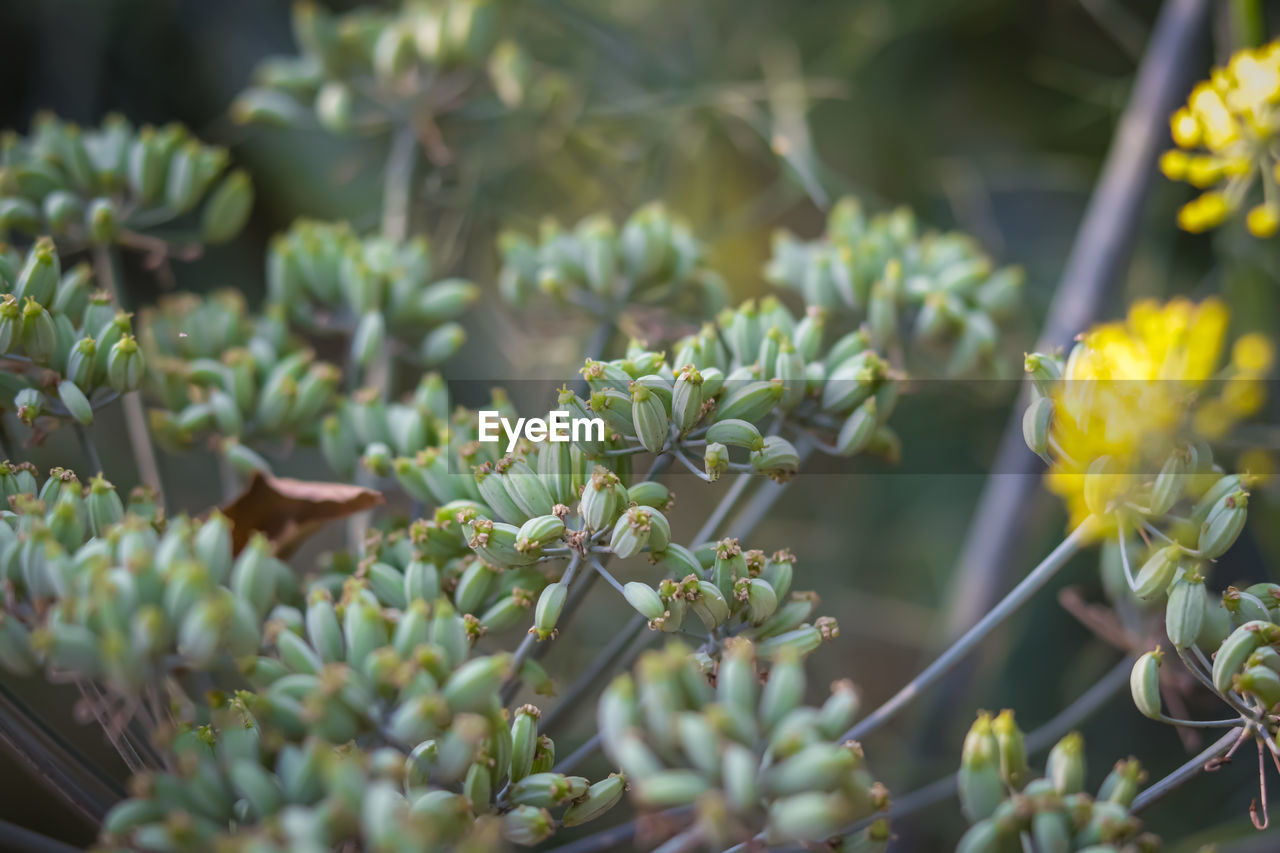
[1097,757,1145,808]
[1190,474,1243,528]
[351,310,386,368]
[443,654,511,714]
[1198,490,1248,559]
[85,197,118,244]
[1225,587,1271,627]
[609,505,652,559]
[740,577,779,624]
[1130,649,1163,719]
[42,190,83,234]
[714,379,784,423]
[958,713,1003,822]
[1046,732,1085,794]
[624,581,666,622]
[106,335,144,391]
[1212,620,1278,694]
[201,168,253,244]
[704,441,729,482]
[838,397,879,456]
[1149,449,1189,517]
[14,239,58,305]
[821,351,883,412]
[501,805,555,846]
[1237,665,1280,708]
[1165,571,1206,649]
[752,436,800,480]
[51,263,91,323]
[517,514,565,550]
[86,475,124,536]
[1083,455,1120,518]
[1248,645,1280,678]
[532,581,566,641]
[509,704,540,783]
[501,457,557,521]
[760,650,805,731]
[0,296,20,352]
[1022,395,1053,461]
[1133,545,1179,600]
[671,365,705,432]
[454,561,498,615]
[630,383,670,453]
[633,769,710,808]
[0,198,41,233]
[305,593,345,663]
[765,791,855,844]
[479,593,529,633]
[706,418,764,451]
[561,773,626,827]
[56,379,93,425]
[626,481,671,512]
[992,709,1029,790]
[20,298,56,362]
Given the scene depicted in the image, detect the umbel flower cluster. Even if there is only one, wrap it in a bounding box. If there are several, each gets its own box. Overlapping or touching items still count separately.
[0,3,1275,852]
[1161,38,1280,236]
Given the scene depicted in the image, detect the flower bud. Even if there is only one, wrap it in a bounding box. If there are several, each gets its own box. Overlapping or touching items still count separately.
[672,366,705,432]
[634,770,710,808]
[631,382,669,453]
[562,774,626,827]
[86,197,118,244]
[992,709,1029,790]
[715,379,784,423]
[1022,395,1052,461]
[443,654,512,714]
[20,298,56,363]
[501,805,554,846]
[838,397,879,456]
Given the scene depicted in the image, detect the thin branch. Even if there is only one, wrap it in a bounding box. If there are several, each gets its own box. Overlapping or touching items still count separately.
[1131,726,1248,812]
[843,519,1097,741]
[72,424,102,477]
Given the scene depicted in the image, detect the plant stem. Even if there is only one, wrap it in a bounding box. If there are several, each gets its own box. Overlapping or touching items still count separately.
[924,0,1211,735]
[381,123,417,244]
[91,245,164,504]
[843,518,1096,742]
[501,553,582,705]
[73,424,102,476]
[1131,726,1247,812]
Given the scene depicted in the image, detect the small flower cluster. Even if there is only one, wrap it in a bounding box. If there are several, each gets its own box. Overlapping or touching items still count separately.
[232,0,558,134]
[599,639,888,848]
[142,292,339,466]
[957,712,1158,853]
[0,113,252,246]
[766,196,1022,376]
[267,219,476,372]
[1160,40,1280,235]
[0,240,142,430]
[1023,297,1272,529]
[497,204,727,319]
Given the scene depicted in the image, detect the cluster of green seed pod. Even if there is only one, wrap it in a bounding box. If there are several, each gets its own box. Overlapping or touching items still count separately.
[497,204,727,317]
[0,113,252,246]
[957,712,1159,853]
[598,639,888,848]
[0,463,626,850]
[140,291,339,468]
[766,196,1021,376]
[0,466,284,693]
[620,539,840,657]
[232,0,547,133]
[323,373,455,481]
[0,239,143,427]
[267,219,475,373]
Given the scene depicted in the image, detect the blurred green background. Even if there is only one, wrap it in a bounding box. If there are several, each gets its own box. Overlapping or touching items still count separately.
[2,0,1280,849]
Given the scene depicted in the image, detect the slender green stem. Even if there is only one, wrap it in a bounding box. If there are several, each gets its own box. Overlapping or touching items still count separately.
[1131,726,1248,812]
[72,424,102,476]
[501,553,582,705]
[1230,0,1265,48]
[91,245,164,504]
[843,518,1097,741]
[381,123,417,244]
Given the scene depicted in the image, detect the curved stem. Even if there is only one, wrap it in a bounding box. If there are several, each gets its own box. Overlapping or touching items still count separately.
[1131,726,1248,812]
[843,518,1097,741]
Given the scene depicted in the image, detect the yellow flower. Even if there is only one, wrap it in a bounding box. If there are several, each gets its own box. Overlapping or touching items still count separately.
[1034,298,1271,530]
[1165,41,1280,236]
